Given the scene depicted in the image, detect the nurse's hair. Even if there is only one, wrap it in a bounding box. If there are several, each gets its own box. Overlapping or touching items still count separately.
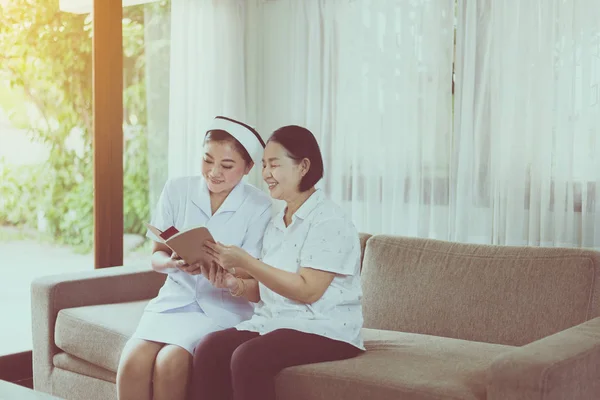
[268,125,324,192]
[204,130,253,166]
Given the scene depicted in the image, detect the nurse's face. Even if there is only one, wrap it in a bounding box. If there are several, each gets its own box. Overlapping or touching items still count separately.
[262,141,304,201]
[202,140,252,195]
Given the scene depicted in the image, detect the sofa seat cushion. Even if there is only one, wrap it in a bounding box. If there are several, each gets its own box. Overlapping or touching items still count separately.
[55,302,513,400]
[55,300,148,373]
[53,352,116,383]
[275,328,514,400]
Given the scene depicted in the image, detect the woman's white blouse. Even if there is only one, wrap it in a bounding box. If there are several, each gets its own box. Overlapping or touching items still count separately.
[145,176,272,328]
[236,189,364,349]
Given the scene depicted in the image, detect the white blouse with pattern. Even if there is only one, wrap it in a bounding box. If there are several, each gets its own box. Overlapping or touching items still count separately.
[236,189,364,349]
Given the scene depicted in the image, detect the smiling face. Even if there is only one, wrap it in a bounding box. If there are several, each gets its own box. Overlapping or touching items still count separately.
[202,138,252,195]
[262,141,307,201]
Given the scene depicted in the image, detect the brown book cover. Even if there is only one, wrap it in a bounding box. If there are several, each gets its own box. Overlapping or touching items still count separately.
[146,223,216,266]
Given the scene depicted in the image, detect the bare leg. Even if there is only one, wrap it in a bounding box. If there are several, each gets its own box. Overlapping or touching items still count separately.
[117,338,164,400]
[152,344,192,400]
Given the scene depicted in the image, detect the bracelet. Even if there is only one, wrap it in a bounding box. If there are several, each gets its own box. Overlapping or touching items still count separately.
[230,278,246,297]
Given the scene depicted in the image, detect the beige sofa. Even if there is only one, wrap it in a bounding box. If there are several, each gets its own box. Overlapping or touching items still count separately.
[32,234,600,400]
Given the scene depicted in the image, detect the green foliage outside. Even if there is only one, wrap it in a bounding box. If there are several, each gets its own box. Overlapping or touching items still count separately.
[0,83,30,129]
[0,0,169,252]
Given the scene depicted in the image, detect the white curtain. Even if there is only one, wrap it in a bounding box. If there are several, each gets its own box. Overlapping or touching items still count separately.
[454,0,600,247]
[168,0,247,178]
[245,0,455,234]
[332,0,455,237]
[451,0,492,244]
[168,0,335,191]
[244,0,338,193]
[167,0,600,248]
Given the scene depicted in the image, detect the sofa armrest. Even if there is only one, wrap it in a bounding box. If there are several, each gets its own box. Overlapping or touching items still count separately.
[31,265,165,393]
[488,317,600,400]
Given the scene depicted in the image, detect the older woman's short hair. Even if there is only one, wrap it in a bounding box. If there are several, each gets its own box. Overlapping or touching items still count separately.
[268,125,324,192]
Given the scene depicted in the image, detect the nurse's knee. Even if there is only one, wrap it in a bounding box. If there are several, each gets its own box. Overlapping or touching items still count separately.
[153,345,191,383]
[117,338,163,382]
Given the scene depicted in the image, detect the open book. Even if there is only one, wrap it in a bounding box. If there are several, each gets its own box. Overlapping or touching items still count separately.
[146,223,216,266]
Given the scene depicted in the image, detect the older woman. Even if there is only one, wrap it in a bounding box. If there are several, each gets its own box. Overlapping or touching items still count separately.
[190,125,364,400]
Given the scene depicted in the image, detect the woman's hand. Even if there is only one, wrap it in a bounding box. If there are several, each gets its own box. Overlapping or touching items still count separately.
[203,241,252,274]
[169,252,202,275]
[200,261,239,291]
[168,251,186,270]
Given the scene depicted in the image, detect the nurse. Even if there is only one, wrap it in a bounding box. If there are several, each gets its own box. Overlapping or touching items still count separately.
[116,116,272,400]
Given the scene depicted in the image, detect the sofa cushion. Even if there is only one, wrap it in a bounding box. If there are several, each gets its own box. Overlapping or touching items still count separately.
[53,352,116,383]
[276,328,513,400]
[51,367,117,400]
[55,300,147,373]
[55,300,512,400]
[361,235,600,346]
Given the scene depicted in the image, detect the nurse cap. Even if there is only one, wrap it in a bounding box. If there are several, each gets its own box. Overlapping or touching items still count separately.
[206,116,265,166]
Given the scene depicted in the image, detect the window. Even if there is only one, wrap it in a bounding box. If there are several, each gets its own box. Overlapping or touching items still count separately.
[0,0,171,356]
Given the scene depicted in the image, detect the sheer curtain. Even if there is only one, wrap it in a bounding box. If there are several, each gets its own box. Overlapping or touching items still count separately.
[166,0,600,248]
[454,0,600,247]
[168,0,247,178]
[451,0,492,243]
[244,0,338,192]
[165,0,456,238]
[246,0,455,235]
[144,2,172,215]
[168,0,336,190]
[332,0,455,236]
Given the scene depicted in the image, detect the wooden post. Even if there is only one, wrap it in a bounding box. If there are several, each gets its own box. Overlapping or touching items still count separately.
[93,0,123,268]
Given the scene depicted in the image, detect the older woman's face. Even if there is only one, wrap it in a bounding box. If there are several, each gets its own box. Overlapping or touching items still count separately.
[262,141,303,201]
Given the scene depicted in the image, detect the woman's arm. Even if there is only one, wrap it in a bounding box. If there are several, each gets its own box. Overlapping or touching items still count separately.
[149,179,179,274]
[236,205,272,280]
[151,241,202,275]
[204,242,335,304]
[243,257,334,304]
[201,264,261,302]
[231,267,253,280]
[151,241,178,273]
[233,277,261,303]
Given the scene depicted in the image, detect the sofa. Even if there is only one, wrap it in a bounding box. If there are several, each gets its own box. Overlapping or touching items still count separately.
[32,234,600,400]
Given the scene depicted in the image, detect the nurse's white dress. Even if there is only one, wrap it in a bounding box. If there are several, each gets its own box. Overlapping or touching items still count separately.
[132,176,272,354]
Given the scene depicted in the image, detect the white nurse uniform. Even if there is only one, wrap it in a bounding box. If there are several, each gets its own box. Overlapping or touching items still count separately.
[132,176,272,353]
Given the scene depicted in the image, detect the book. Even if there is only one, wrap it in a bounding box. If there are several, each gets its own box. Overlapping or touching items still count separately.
[146,223,216,266]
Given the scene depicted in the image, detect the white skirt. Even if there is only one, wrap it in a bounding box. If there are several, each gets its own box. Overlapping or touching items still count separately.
[131,302,223,354]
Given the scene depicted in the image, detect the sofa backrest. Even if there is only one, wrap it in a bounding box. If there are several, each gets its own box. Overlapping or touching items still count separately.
[358,233,372,270]
[360,235,600,346]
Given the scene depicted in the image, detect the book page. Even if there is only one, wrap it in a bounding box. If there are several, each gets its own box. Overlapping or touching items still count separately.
[166,226,215,265]
[145,223,166,243]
